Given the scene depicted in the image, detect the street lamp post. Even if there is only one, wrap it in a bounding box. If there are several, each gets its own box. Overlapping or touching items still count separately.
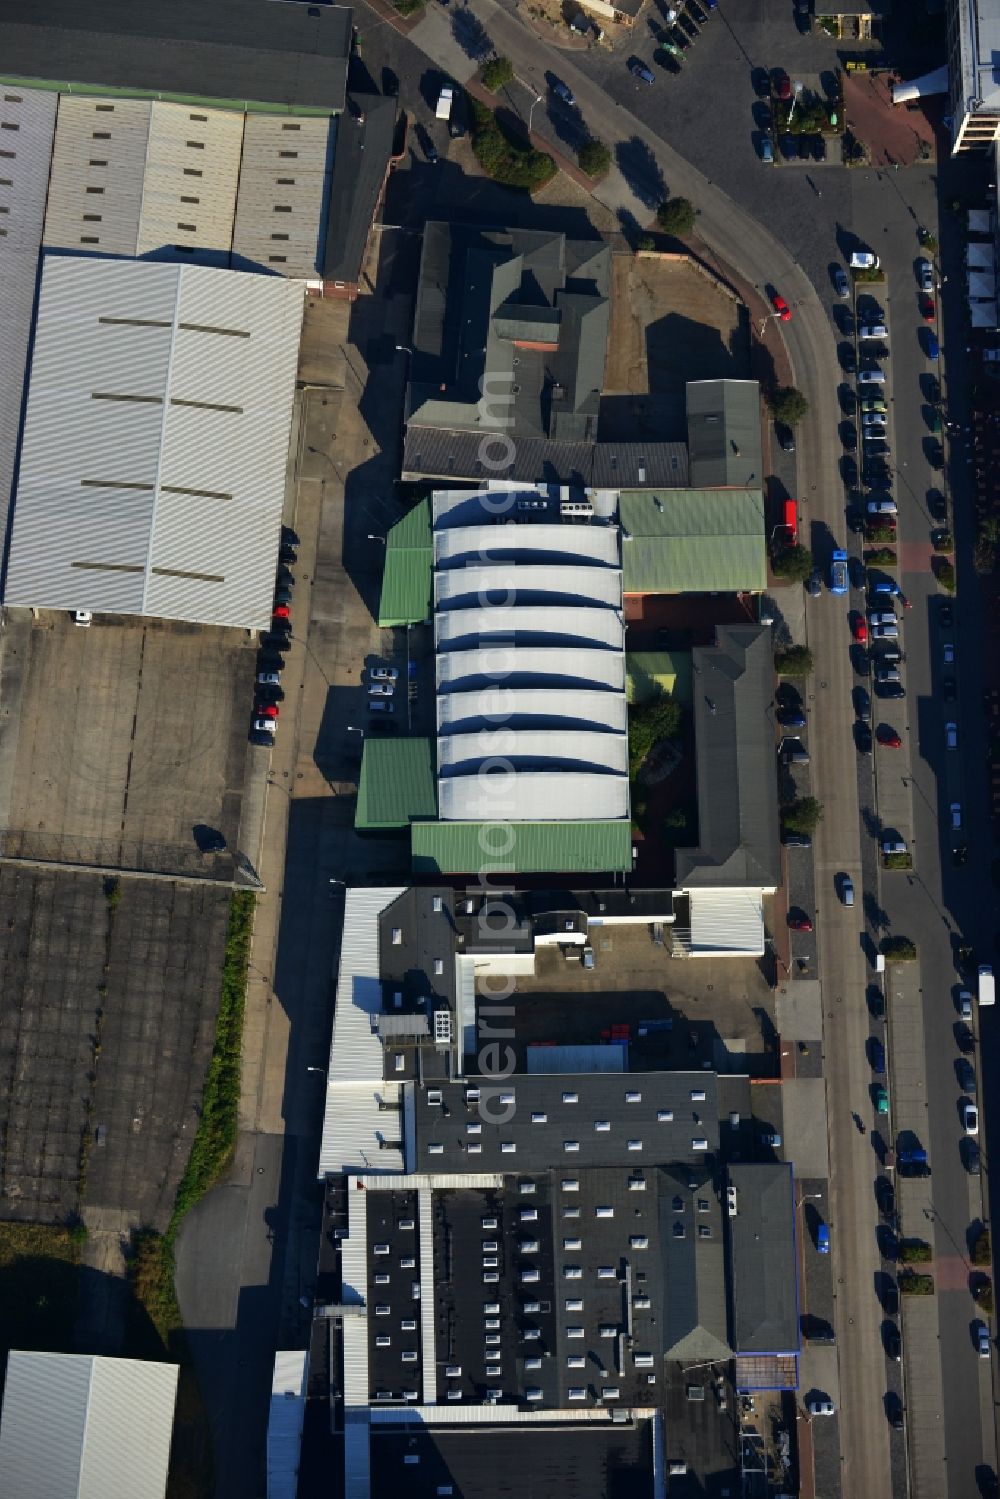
[527,94,543,137]
[306,1066,327,1080]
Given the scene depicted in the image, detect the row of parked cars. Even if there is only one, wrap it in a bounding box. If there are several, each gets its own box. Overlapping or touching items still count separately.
[249,528,299,746]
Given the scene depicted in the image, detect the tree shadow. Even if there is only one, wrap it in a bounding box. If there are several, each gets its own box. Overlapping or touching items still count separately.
[451,8,493,60]
[614,136,666,211]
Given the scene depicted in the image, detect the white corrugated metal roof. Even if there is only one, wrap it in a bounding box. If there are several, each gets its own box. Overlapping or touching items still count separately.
[0,86,57,547]
[344,1410,371,1499]
[354,1172,504,1191]
[231,114,334,280]
[685,887,765,956]
[43,96,150,257]
[418,1188,437,1404]
[438,729,628,775]
[431,481,539,528]
[438,771,628,822]
[369,1404,658,1425]
[435,564,622,610]
[436,687,627,733]
[0,1351,178,1499]
[434,524,620,567]
[435,604,624,651]
[436,646,625,691]
[341,1186,368,1306]
[267,1350,307,1499]
[342,1313,370,1409]
[5,256,303,628]
[318,887,407,1178]
[137,101,243,263]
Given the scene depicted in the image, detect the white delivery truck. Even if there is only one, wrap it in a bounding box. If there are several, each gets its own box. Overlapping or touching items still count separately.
[979,965,995,1006]
[436,85,454,121]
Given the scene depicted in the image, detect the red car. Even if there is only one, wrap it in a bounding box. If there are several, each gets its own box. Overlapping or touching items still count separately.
[771,292,792,322]
[774,69,791,101]
[852,614,868,643]
[788,914,814,932]
[272,604,291,620]
[876,726,902,748]
[920,295,935,323]
[256,702,279,719]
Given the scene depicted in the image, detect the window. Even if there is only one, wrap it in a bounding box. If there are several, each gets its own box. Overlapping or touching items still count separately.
[657,1110,673,1123]
[519,1207,537,1222]
[595,1206,614,1219]
[673,1222,685,1239]
[375,1305,390,1315]
[690,1089,706,1102]
[563,1266,582,1280]
[698,1224,712,1239]
[427,1089,442,1105]
[183,168,203,177]
[401,1319,417,1331]
[499,1093,515,1105]
[466,1123,481,1135]
[176,222,196,232]
[603,1387,621,1400]
[88,159,107,167]
[672,1196,684,1212]
[522,1301,540,1313]
[375,1335,391,1348]
[392,928,403,945]
[519,1181,536,1195]
[91,131,111,140]
[484,1334,501,1347]
[565,1298,583,1312]
[400,1257,415,1269]
[562,1091,578,1104]
[181,195,200,204]
[85,186,105,195]
[561,1179,579,1192]
[500,1142,516,1155]
[468,1143,482,1155]
[482,1242,498,1253]
[394,1054,406,1073]
[525,1389,543,1402]
[692,1138,709,1152]
[482,1217,498,1230]
[564,1141,579,1153]
[634,1353,655,1369]
[374,1244,390,1256]
[82,214,102,222]
[629,1236,649,1249]
[484,1318,500,1331]
[398,1218,415,1232]
[626,1090,642,1103]
[520,1268,540,1284]
[278,150,299,158]
[523,1327,541,1341]
[374,1273,390,1285]
[274,204,292,213]
[281,122,302,130]
[530,1112,547,1124]
[483,1302,500,1314]
[524,1356,542,1370]
[628,1177,646,1192]
[185,140,205,149]
[466,1088,481,1104]
[433,896,443,912]
[434,959,444,975]
[427,1143,444,1155]
[520,1240,539,1254]
[189,112,208,121]
[634,1295,651,1309]
[597,1266,616,1280]
[627,1139,643,1151]
[482,1269,498,1282]
[95,104,115,112]
[568,1387,587,1400]
[697,1199,710,1213]
[599,1325,618,1338]
[567,1356,586,1369]
[594,1120,611,1132]
[563,1237,582,1251]
[566,1326,585,1339]
[562,1206,580,1219]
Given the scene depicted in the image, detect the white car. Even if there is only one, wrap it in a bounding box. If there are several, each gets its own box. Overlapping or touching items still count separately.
[868,611,897,628]
[257,670,281,686]
[858,369,886,386]
[946,722,958,749]
[806,1397,836,1416]
[851,251,880,269]
[370,665,400,683]
[871,622,899,640]
[862,412,888,428]
[251,717,277,735]
[917,257,934,293]
[867,499,897,515]
[963,1100,979,1136]
[859,324,889,340]
[369,682,395,697]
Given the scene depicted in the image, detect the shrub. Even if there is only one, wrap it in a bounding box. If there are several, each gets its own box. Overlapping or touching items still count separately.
[899,1271,935,1295]
[883,852,913,870]
[470,101,556,191]
[772,544,814,583]
[866,523,896,544]
[864,548,897,567]
[854,266,885,283]
[881,936,917,962]
[767,386,809,426]
[920,230,939,253]
[775,644,814,676]
[974,1230,992,1268]
[481,55,514,92]
[782,797,823,835]
[935,558,956,593]
[974,534,996,575]
[976,1281,995,1315]
[656,196,696,236]
[899,1240,932,1264]
[629,694,683,780]
[577,137,611,178]
[636,234,656,252]
[394,0,424,13]
[932,531,954,553]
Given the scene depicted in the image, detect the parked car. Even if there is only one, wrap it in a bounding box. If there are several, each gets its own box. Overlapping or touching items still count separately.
[829,548,848,594]
[853,685,872,721]
[257,670,281,686]
[773,68,791,100]
[858,369,886,386]
[876,680,905,699]
[760,137,774,164]
[839,874,855,906]
[962,1100,979,1135]
[943,642,956,665]
[876,726,902,748]
[862,412,888,429]
[875,1087,889,1114]
[771,292,792,321]
[883,1323,901,1361]
[851,250,880,269]
[859,324,888,341]
[551,79,576,104]
[920,294,935,323]
[870,1038,886,1075]
[881,836,907,856]
[925,330,940,361]
[369,682,395,698]
[943,675,957,701]
[811,134,826,161]
[856,721,873,755]
[806,1397,836,1416]
[789,913,814,932]
[876,1176,895,1222]
[852,614,868,642]
[817,1223,830,1254]
[628,58,655,83]
[370,665,399,683]
[777,708,807,728]
[867,499,897,515]
[782,831,813,849]
[251,717,277,735]
[977,1322,991,1358]
[945,721,958,749]
[369,699,396,715]
[776,422,795,452]
[834,267,850,298]
[951,802,963,830]
[917,257,934,293]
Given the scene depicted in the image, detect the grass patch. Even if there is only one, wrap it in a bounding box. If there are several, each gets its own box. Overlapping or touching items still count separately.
[470,100,556,191]
[775,645,814,677]
[0,1221,84,1355]
[882,935,917,962]
[169,892,254,1234]
[899,1270,934,1295]
[899,1240,932,1264]
[883,852,913,870]
[865,548,897,567]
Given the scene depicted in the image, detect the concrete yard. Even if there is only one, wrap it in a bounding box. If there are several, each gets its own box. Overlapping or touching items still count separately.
[600,253,751,442]
[0,612,255,878]
[494,925,777,1075]
[0,866,230,1227]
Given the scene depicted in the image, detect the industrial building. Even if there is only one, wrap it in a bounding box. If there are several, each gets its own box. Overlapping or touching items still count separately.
[292,884,801,1498]
[4,255,304,628]
[0,1351,178,1499]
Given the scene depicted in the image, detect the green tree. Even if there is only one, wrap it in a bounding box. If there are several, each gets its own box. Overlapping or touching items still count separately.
[774,644,814,676]
[628,694,683,780]
[768,386,810,425]
[469,101,556,190]
[636,235,656,253]
[864,548,897,567]
[481,55,514,92]
[577,137,611,178]
[656,196,696,236]
[976,1281,995,1315]
[935,558,956,593]
[882,936,917,962]
[899,1241,932,1264]
[771,544,814,583]
[899,1271,935,1295]
[974,1230,992,1268]
[782,797,823,835]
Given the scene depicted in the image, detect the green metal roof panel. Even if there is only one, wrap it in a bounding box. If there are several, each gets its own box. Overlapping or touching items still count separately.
[626,651,693,705]
[378,498,433,626]
[355,738,437,830]
[411,819,633,874]
[619,489,766,594]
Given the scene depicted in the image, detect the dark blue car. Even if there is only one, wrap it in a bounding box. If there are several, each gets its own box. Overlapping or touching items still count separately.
[870,1038,886,1075]
[925,329,939,361]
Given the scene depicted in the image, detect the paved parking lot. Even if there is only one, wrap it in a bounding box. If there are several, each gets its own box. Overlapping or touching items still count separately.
[0,865,229,1227]
[0,613,255,878]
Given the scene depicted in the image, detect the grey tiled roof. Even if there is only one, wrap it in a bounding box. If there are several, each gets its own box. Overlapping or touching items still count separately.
[402,429,688,488]
[726,1162,799,1354]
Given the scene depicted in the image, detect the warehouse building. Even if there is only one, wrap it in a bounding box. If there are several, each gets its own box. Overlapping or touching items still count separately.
[3,255,304,629]
[0,1351,178,1499]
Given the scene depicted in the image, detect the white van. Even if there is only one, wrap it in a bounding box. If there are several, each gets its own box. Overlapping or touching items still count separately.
[979,965,995,1006]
